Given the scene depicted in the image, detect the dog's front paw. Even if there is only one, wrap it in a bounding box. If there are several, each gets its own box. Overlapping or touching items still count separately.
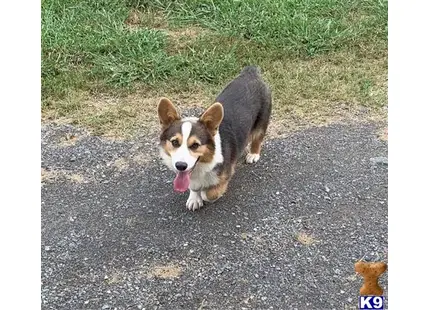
[186,196,203,211]
[246,153,260,164]
[186,191,204,211]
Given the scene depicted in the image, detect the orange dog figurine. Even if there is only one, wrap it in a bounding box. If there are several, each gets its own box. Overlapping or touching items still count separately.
[355,261,387,296]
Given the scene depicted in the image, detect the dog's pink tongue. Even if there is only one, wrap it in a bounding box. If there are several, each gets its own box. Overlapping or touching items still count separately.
[173,171,190,192]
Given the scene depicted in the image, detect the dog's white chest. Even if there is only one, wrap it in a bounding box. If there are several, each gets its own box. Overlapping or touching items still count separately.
[189,167,219,191]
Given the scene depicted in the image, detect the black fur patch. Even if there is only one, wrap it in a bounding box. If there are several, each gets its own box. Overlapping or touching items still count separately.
[215,65,272,178]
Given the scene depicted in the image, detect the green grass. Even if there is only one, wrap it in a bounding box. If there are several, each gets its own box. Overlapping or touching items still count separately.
[42,0,387,137]
[134,0,387,55]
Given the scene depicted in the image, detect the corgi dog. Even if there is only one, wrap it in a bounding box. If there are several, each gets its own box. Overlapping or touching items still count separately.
[157,66,272,210]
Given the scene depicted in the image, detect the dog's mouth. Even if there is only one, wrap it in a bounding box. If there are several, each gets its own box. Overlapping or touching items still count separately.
[173,171,191,193]
[173,157,200,193]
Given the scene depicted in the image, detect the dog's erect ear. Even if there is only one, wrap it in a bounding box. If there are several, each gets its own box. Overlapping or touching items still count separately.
[158,97,180,129]
[199,102,224,136]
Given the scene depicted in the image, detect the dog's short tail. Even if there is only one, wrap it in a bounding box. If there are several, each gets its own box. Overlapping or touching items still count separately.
[241,65,261,76]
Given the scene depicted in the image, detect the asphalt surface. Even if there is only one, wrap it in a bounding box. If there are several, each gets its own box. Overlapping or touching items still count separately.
[41,122,388,310]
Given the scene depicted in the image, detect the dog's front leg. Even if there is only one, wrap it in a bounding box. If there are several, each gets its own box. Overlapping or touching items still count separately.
[186,189,203,211]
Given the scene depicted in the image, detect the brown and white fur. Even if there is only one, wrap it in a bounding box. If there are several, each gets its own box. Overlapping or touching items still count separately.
[158,66,272,211]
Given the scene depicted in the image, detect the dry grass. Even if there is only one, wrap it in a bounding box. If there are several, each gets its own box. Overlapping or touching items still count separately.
[42,91,385,140]
[147,264,183,279]
[42,87,213,138]
[264,50,387,134]
[42,48,387,140]
[43,91,161,138]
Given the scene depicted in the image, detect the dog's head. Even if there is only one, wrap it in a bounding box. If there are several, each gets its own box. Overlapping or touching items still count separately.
[157,97,224,192]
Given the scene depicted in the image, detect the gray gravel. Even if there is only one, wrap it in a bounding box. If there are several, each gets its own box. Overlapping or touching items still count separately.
[41,122,388,310]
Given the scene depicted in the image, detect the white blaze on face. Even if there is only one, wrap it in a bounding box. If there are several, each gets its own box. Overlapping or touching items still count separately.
[171,121,198,172]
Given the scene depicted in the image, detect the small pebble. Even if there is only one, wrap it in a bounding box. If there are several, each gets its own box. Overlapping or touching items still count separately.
[370,157,388,166]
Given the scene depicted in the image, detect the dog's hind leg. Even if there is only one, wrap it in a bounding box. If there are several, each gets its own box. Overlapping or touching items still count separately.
[246,95,272,164]
[246,130,264,163]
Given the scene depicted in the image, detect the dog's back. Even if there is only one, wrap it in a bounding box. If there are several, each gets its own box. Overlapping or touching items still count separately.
[216,66,272,168]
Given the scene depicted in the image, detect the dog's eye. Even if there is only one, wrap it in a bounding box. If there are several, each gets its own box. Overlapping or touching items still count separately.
[171,139,180,148]
[190,143,200,150]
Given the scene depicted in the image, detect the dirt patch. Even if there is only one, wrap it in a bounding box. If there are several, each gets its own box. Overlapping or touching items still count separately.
[378,127,388,141]
[124,9,209,52]
[105,272,124,285]
[164,27,209,53]
[147,264,183,279]
[296,232,317,245]
[41,168,58,183]
[346,274,358,282]
[41,168,88,185]
[109,152,154,172]
[112,157,129,172]
[66,173,85,184]
[132,152,152,165]
[125,9,141,27]
[58,133,80,147]
[125,9,167,29]
[165,27,204,40]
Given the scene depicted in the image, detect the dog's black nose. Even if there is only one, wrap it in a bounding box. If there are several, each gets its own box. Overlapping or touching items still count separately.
[175,162,188,171]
